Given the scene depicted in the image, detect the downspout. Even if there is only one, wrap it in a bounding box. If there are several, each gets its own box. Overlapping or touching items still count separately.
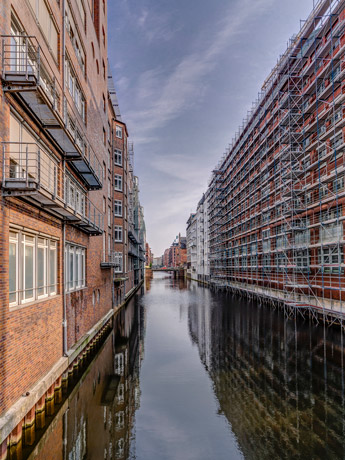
[62,0,68,356]
[63,221,67,355]
[111,118,115,309]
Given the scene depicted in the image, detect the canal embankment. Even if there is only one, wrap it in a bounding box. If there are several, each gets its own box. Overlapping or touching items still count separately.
[0,280,143,460]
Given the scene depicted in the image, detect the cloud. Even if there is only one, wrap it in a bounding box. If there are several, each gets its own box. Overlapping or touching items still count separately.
[126,0,275,144]
[150,153,211,186]
[138,8,149,26]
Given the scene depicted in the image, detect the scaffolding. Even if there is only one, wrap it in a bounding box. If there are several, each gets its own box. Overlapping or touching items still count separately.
[209,0,345,322]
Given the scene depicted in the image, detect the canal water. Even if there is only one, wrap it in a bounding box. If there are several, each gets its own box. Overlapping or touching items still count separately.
[25,272,345,460]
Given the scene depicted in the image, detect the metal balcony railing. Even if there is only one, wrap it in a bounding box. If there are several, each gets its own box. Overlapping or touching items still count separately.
[1,35,40,84]
[1,35,103,190]
[101,251,121,269]
[2,142,103,235]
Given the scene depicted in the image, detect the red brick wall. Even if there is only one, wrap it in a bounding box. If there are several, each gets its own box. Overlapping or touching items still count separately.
[0,0,116,418]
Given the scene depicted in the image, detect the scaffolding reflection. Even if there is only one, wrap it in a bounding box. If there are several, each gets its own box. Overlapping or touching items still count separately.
[188,295,345,459]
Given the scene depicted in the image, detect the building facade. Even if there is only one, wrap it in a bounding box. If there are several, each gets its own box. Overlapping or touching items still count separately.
[186,194,210,282]
[205,0,345,317]
[0,0,145,456]
[162,234,187,269]
[145,242,153,267]
[186,213,197,277]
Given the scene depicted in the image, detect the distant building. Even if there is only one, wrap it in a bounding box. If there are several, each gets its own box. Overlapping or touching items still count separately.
[186,214,197,276]
[186,192,210,282]
[153,257,163,268]
[162,234,187,268]
[145,242,153,267]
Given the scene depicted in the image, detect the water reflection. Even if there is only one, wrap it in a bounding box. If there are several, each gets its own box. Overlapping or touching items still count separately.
[188,293,345,459]
[27,274,345,460]
[27,298,143,460]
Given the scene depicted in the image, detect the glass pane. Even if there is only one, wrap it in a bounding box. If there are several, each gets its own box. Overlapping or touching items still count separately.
[9,242,16,303]
[24,244,34,299]
[81,252,85,286]
[74,251,78,287]
[76,251,80,287]
[49,248,56,294]
[69,251,74,290]
[37,246,45,296]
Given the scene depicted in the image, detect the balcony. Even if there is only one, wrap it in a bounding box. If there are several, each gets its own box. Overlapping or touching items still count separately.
[2,142,103,235]
[1,35,102,190]
[101,251,121,269]
[128,229,140,245]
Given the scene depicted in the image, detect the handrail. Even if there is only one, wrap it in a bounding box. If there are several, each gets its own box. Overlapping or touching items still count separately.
[1,35,103,187]
[2,141,104,231]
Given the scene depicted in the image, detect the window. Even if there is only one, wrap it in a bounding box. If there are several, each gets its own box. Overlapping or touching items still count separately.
[114,252,123,273]
[65,3,86,74]
[65,58,86,121]
[116,125,122,138]
[319,184,328,199]
[27,1,58,59]
[65,175,86,215]
[262,229,270,239]
[114,200,122,217]
[276,253,287,271]
[107,122,111,144]
[114,149,122,166]
[75,0,86,27]
[334,177,345,193]
[115,226,123,242]
[65,244,86,291]
[115,352,124,375]
[262,254,271,271]
[318,245,344,273]
[107,180,111,199]
[115,174,122,191]
[296,249,310,272]
[108,206,111,227]
[9,229,57,306]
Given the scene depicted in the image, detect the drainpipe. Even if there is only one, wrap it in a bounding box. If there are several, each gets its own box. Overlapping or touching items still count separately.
[63,220,68,355]
[62,0,68,356]
[111,118,115,309]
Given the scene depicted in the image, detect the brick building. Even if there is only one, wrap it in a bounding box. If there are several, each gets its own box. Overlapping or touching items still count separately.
[0,0,145,456]
[205,0,345,317]
[145,242,153,267]
[162,234,187,268]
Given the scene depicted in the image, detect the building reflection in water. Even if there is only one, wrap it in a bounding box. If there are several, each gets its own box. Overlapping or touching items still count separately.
[27,297,144,460]
[188,292,345,460]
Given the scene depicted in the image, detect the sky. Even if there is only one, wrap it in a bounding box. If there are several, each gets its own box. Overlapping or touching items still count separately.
[107,0,315,256]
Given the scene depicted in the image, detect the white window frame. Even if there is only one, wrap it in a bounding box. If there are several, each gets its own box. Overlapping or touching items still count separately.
[114,252,123,273]
[114,200,122,217]
[116,125,122,139]
[115,174,122,192]
[114,149,122,166]
[9,232,19,306]
[9,229,58,307]
[65,243,86,292]
[114,226,123,242]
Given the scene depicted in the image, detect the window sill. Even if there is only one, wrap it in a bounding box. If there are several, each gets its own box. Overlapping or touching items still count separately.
[9,294,61,312]
[66,286,87,294]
